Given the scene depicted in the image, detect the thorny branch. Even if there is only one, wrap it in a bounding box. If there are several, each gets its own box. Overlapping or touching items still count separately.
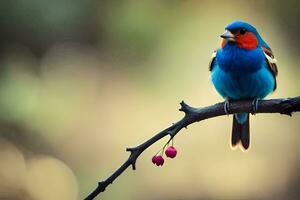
[84,96,300,200]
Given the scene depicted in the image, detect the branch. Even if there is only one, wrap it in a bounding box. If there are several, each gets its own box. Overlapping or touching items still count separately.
[84,96,300,200]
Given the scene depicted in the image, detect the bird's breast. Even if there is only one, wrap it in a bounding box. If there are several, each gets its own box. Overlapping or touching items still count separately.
[216,44,265,73]
[211,63,275,100]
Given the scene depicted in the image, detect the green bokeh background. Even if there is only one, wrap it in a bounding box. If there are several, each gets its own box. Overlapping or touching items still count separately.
[0,1,299,200]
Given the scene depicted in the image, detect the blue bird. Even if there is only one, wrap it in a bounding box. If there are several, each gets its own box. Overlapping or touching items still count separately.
[209,21,278,150]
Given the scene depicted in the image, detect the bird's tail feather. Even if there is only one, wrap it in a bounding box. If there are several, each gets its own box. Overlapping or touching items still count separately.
[231,114,250,150]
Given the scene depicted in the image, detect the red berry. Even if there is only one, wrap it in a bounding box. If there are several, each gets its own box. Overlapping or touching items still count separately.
[165,146,177,158]
[152,156,157,164]
[152,155,164,166]
[155,155,164,166]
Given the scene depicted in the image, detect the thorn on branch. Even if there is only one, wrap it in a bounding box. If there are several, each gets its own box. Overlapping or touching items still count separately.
[126,147,134,152]
[131,161,136,170]
[126,147,139,170]
[179,101,188,112]
[179,101,200,117]
[280,110,293,116]
[98,181,106,192]
[128,153,137,170]
[279,98,294,116]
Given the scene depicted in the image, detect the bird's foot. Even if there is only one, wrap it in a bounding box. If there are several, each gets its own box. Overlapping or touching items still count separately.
[224,99,231,115]
[251,98,260,115]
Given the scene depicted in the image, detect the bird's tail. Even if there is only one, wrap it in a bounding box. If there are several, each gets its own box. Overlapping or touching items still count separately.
[231,113,250,150]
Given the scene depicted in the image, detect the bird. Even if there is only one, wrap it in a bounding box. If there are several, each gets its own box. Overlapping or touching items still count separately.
[209,20,278,150]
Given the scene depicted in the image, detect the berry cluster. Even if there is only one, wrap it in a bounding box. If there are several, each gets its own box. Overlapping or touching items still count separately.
[152,138,177,166]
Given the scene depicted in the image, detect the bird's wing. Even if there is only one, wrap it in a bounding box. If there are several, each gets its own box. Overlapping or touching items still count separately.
[262,46,278,91]
[209,50,217,71]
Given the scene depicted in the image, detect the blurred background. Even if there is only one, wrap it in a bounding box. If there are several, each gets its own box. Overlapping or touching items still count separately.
[0,0,299,200]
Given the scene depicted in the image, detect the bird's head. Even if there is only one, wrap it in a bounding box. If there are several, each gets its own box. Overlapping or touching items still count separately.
[220,21,264,50]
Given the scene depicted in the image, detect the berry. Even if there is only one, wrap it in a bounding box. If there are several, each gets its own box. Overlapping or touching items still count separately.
[155,156,164,166]
[165,146,177,158]
[152,155,164,166]
[152,156,157,164]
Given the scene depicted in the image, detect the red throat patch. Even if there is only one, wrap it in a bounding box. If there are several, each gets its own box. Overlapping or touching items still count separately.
[220,32,258,50]
[236,32,258,50]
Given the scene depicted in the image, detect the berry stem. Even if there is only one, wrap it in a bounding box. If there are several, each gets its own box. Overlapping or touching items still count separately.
[155,137,174,156]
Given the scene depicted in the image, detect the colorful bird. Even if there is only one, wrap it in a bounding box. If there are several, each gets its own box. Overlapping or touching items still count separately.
[209,21,278,150]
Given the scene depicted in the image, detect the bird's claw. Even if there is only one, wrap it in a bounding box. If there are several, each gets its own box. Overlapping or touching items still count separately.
[224,99,231,115]
[251,98,260,115]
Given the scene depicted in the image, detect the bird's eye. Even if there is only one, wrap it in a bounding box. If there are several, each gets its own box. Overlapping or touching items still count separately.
[240,29,246,35]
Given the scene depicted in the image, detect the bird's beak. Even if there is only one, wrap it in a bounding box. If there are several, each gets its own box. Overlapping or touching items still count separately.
[220,30,236,42]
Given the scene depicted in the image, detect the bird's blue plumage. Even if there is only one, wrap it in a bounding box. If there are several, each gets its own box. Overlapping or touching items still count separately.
[211,21,276,125]
[211,45,275,100]
[226,21,257,34]
[216,42,265,73]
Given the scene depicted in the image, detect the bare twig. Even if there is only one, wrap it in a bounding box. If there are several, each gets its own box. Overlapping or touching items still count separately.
[84,96,300,200]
